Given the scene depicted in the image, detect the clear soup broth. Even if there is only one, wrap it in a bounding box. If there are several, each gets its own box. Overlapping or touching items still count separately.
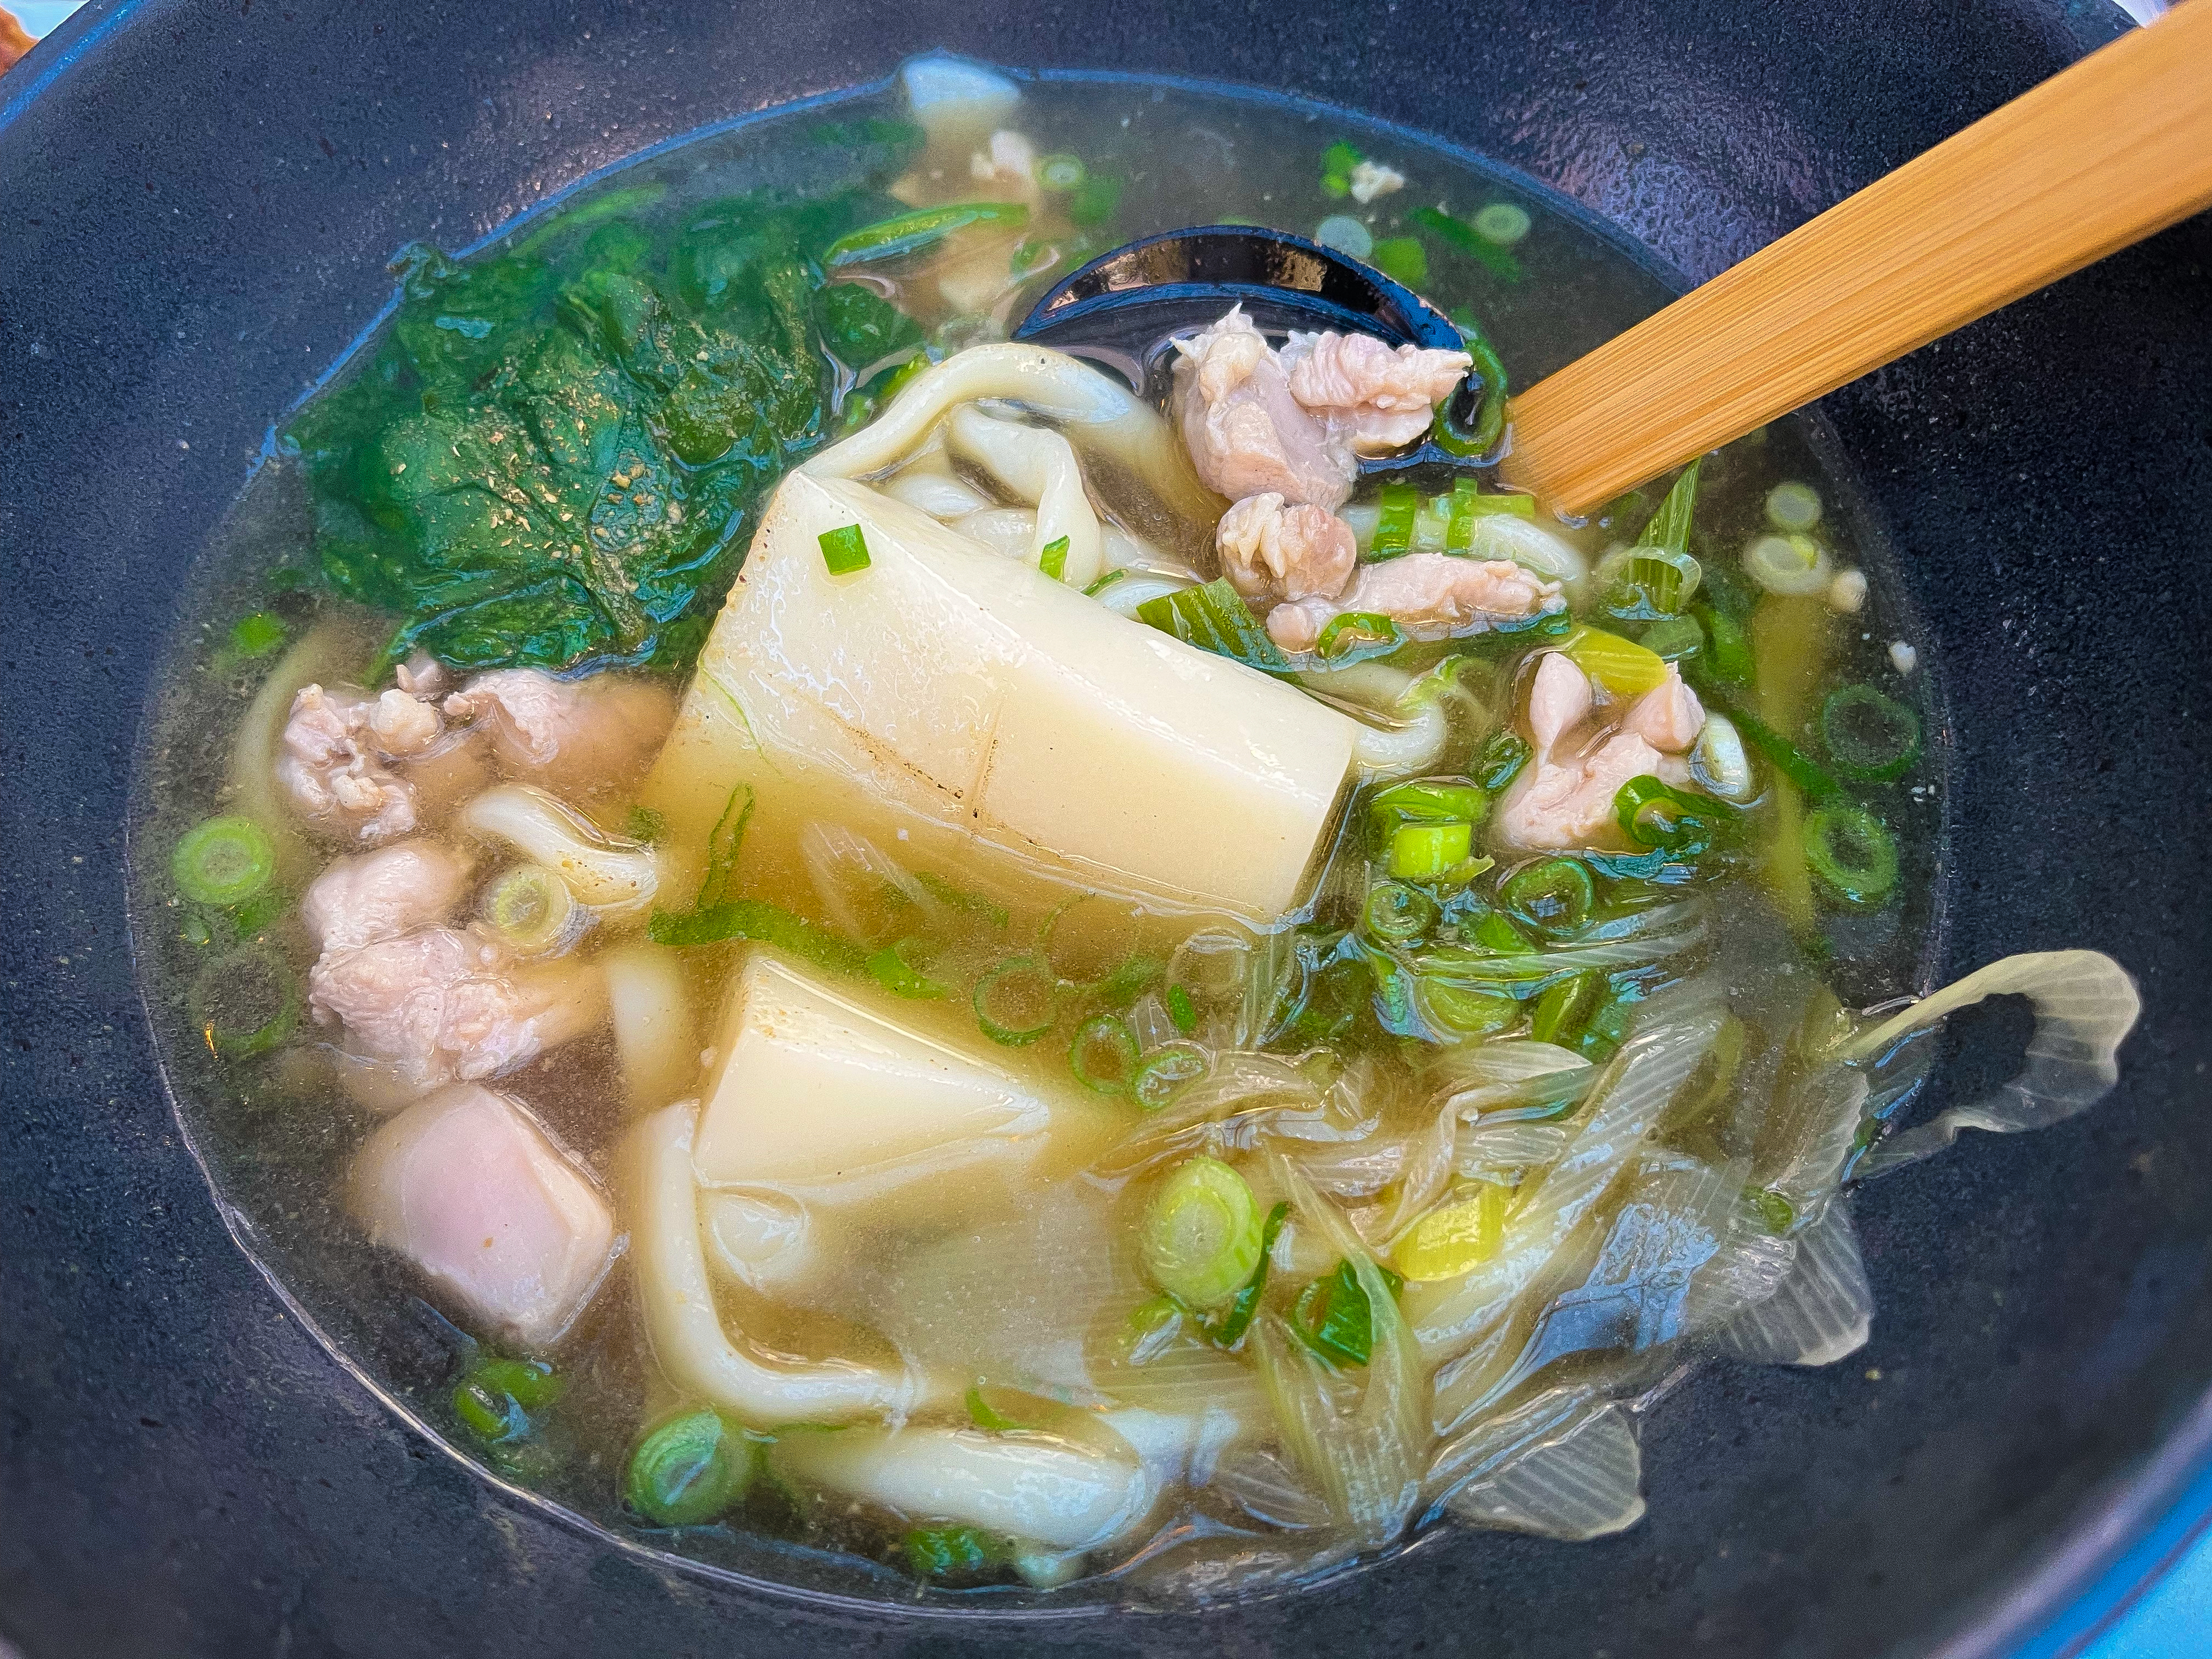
[133,61,1969,1604]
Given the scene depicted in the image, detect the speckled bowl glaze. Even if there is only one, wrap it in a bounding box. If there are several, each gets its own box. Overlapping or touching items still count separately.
[3,2,2209,1655]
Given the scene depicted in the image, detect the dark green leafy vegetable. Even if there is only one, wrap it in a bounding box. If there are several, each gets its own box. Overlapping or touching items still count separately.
[1696,603,1756,686]
[1821,684,1922,782]
[1803,805,1899,907]
[1291,1259,1405,1366]
[1638,614,1706,663]
[625,1409,752,1527]
[1409,205,1524,283]
[1136,579,1291,674]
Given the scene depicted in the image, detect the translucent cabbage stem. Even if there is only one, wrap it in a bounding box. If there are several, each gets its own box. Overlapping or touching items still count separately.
[1297,661,1448,778]
[803,342,1220,531]
[456,785,659,915]
[946,405,1104,586]
[603,945,697,1114]
[621,1100,920,1424]
[769,1425,1156,1553]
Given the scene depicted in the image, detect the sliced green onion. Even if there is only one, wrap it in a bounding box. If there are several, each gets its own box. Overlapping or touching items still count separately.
[1821,685,1922,782]
[1369,481,1419,557]
[906,1523,1008,1582]
[1136,578,1290,674]
[1368,236,1429,289]
[1614,776,1719,856]
[1395,1182,1510,1280]
[172,815,276,907]
[1290,1259,1404,1367]
[1141,1156,1265,1308]
[1068,173,1122,227]
[964,1384,1037,1432]
[915,871,1009,929]
[1316,610,1400,661]
[1132,1040,1209,1110]
[1639,614,1706,663]
[1083,567,1127,597]
[1500,857,1595,936]
[1408,205,1520,282]
[823,201,1030,268]
[817,523,870,575]
[1602,545,1702,619]
[1803,805,1898,908]
[867,936,950,999]
[227,611,289,662]
[1530,968,1605,1047]
[649,898,868,974]
[1418,978,1517,1036]
[188,943,299,1057]
[1070,1014,1141,1094]
[1743,531,1831,596]
[1389,820,1472,880]
[973,956,1058,1045]
[1195,1200,1289,1350]
[1637,459,1702,556]
[1314,215,1374,259]
[1686,675,1839,799]
[1472,202,1532,246]
[1038,534,1070,582]
[1088,951,1164,1008]
[1469,909,1534,955]
[624,1409,751,1527]
[1697,603,1754,686]
[697,783,755,910]
[1321,140,1364,194]
[1475,731,1532,792]
[1446,477,1535,547]
[1164,984,1198,1035]
[1560,625,1669,695]
[454,1357,562,1445]
[1438,307,1510,457]
[1035,153,1088,191]
[1369,777,1487,848]
[1764,481,1824,532]
[480,864,575,955]
[1362,880,1439,944]
[1748,1187,1798,1234]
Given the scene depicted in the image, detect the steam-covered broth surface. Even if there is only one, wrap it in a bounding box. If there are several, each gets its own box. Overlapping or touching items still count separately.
[132,60,2136,1604]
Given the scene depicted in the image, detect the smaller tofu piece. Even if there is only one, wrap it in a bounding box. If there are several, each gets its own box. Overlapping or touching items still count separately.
[693,951,1052,1196]
[349,1085,617,1347]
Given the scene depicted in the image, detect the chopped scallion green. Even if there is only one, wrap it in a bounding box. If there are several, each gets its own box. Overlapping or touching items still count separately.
[187,943,298,1057]
[1195,1200,1288,1350]
[1471,202,1532,247]
[1070,1013,1140,1094]
[1368,236,1429,289]
[1136,578,1290,674]
[172,815,276,908]
[1290,1258,1404,1367]
[817,523,870,575]
[1821,684,1922,782]
[1142,1156,1265,1309]
[1388,820,1472,880]
[1803,805,1898,907]
[906,1523,1008,1582]
[1638,459,1702,556]
[1500,857,1596,936]
[973,956,1059,1046]
[624,1409,751,1528]
[1475,731,1532,793]
[1369,482,1419,557]
[1164,983,1198,1035]
[1035,153,1087,192]
[1530,968,1605,1047]
[823,201,1029,268]
[867,936,950,999]
[1362,879,1439,944]
[1408,205,1521,282]
[1038,534,1070,582]
[1613,776,1720,856]
[1132,1040,1209,1110]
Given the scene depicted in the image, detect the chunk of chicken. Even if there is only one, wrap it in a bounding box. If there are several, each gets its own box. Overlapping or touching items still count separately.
[443,669,676,798]
[1526,651,1594,751]
[1280,331,1471,453]
[301,839,473,955]
[275,685,422,845]
[1263,555,1561,652]
[308,927,605,1093]
[1215,493,1358,605]
[1347,160,1406,205]
[348,1085,616,1347]
[1494,732,1672,851]
[1621,663,1706,754]
[1172,307,1356,510]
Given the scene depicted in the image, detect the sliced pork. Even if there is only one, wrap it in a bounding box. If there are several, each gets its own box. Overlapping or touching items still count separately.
[443,669,676,799]
[1172,307,1356,510]
[300,839,473,955]
[1279,330,1471,453]
[1215,492,1359,605]
[1263,555,1560,652]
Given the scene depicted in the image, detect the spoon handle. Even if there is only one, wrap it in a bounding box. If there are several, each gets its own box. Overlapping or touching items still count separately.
[1506,0,2212,515]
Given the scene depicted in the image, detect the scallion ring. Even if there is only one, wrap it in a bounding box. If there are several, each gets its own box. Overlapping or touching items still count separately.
[172,815,276,908]
[479,864,575,956]
[1803,805,1899,908]
[1821,684,1922,782]
[1499,856,1595,937]
[1069,1013,1141,1094]
[1743,531,1831,596]
[973,955,1059,1046]
[867,936,950,1000]
[1131,1040,1209,1109]
[1764,480,1824,532]
[1362,880,1439,944]
[187,942,300,1057]
[1035,153,1087,192]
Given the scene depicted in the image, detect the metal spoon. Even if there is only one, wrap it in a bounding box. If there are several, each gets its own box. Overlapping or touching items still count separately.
[1012,224,1490,477]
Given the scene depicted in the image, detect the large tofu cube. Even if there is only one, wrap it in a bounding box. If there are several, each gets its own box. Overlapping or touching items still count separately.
[692,951,1052,1197]
[656,471,1358,919]
[348,1086,616,1347]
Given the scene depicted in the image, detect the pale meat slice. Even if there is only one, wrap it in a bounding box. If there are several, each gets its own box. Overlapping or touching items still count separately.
[1215,492,1358,605]
[443,669,676,798]
[1264,555,1561,652]
[1526,651,1594,751]
[300,839,473,955]
[1280,330,1472,452]
[307,927,605,1092]
[1171,307,1356,510]
[1494,732,1670,851]
[348,1085,617,1347]
[275,685,426,845]
[1621,663,1706,753]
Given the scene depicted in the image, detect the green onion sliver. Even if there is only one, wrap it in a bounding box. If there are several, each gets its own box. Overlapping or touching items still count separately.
[1418,977,1517,1036]
[187,943,299,1057]
[1530,968,1605,1047]
[823,201,1030,268]
[1803,805,1899,909]
[1070,1014,1140,1094]
[1369,236,1429,289]
[1314,215,1374,259]
[1613,775,1717,855]
[1316,610,1399,661]
[1035,153,1087,191]
[818,523,871,575]
[1370,777,1487,849]
[1499,856,1595,936]
[1743,531,1830,596]
[1821,685,1922,782]
[1369,482,1419,557]
[906,1523,1007,1582]
[1603,545,1702,619]
[1475,731,1532,793]
[1472,202,1532,246]
[454,1356,562,1444]
[1142,1155,1264,1308]
[973,955,1058,1045]
[227,611,289,661]
[1038,534,1070,582]
[1388,821,1471,881]
[1637,458,1702,556]
[1764,481,1824,532]
[624,1409,751,1528]
[1362,879,1438,944]
[1132,1040,1209,1110]
[1164,984,1198,1035]
[867,936,950,1000]
[172,815,276,907]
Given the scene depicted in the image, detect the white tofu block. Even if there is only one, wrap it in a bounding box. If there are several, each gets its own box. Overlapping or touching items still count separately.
[348,1085,616,1347]
[676,471,1358,919]
[692,951,1051,1194]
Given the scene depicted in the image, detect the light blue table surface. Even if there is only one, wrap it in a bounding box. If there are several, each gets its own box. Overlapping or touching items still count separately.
[3,1,2205,1654]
